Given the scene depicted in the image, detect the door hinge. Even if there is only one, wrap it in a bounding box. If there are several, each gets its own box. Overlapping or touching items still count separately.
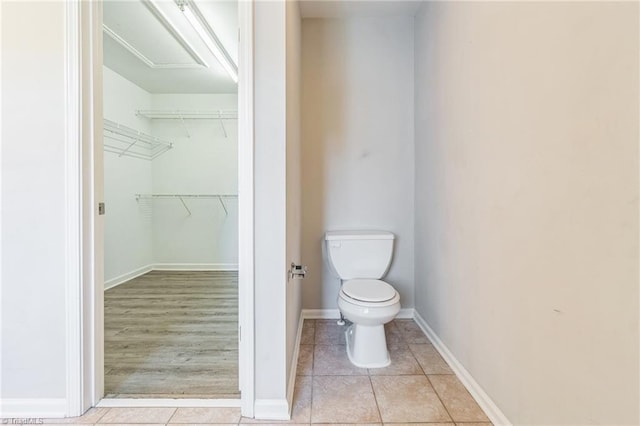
[98,202,106,215]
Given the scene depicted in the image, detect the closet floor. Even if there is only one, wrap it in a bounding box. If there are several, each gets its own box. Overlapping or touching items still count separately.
[104,270,239,398]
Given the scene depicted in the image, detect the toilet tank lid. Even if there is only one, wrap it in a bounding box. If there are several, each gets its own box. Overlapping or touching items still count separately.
[325,230,394,241]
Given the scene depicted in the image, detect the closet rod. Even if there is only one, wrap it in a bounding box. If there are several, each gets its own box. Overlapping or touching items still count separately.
[135,194,237,216]
[135,110,238,120]
[135,194,237,200]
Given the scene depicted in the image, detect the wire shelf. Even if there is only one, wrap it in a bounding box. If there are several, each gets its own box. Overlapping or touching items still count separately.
[103,119,173,160]
[135,110,238,120]
[135,193,237,216]
[135,110,237,138]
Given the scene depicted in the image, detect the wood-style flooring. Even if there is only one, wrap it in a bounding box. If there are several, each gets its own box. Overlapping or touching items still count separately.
[104,271,239,398]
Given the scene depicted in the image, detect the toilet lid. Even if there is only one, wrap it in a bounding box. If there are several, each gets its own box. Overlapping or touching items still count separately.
[342,279,397,303]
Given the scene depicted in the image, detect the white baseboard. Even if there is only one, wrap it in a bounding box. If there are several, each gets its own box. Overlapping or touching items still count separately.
[0,398,67,418]
[396,308,415,319]
[104,263,239,291]
[413,311,512,426]
[253,315,303,421]
[104,264,153,290]
[253,399,290,420]
[286,313,305,417]
[302,308,415,320]
[153,263,239,271]
[302,308,341,319]
[97,398,240,408]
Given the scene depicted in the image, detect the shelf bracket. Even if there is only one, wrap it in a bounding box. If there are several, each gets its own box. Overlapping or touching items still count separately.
[217,196,228,215]
[178,112,191,138]
[178,196,192,216]
[219,110,228,138]
[119,137,139,157]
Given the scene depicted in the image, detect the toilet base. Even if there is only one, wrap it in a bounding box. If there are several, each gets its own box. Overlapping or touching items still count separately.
[345,323,390,368]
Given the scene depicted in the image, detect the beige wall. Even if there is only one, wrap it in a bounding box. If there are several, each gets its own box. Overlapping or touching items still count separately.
[301,17,415,310]
[253,0,303,418]
[285,0,302,403]
[1,0,68,401]
[254,0,288,409]
[414,2,639,424]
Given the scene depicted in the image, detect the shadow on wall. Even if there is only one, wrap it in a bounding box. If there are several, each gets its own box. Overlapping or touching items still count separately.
[300,18,416,311]
[301,20,347,309]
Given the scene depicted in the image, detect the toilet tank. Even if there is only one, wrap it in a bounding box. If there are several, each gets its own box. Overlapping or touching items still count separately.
[325,231,395,280]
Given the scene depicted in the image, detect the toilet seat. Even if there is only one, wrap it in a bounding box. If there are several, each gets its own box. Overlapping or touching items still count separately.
[340,279,399,307]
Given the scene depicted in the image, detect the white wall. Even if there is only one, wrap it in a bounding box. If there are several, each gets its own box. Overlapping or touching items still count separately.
[285,0,302,402]
[102,71,239,283]
[414,2,639,425]
[254,0,288,411]
[103,67,153,285]
[253,0,303,418]
[150,94,238,268]
[1,0,67,404]
[0,0,285,418]
[301,18,415,310]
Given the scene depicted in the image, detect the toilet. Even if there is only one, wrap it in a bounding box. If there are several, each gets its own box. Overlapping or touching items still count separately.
[325,230,401,368]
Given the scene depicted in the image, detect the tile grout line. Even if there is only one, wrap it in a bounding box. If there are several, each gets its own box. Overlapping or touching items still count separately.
[311,321,316,376]
[310,320,316,424]
[94,406,109,423]
[165,406,178,424]
[398,319,455,425]
[376,321,405,424]
[298,318,486,425]
[424,367,455,423]
[407,342,428,377]
[405,318,456,424]
[368,374,384,424]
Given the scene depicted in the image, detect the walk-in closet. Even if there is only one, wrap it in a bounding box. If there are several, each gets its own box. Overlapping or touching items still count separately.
[101,0,239,398]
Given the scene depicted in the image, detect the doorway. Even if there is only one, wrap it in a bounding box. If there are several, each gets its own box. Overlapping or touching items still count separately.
[101,0,239,399]
[72,0,254,414]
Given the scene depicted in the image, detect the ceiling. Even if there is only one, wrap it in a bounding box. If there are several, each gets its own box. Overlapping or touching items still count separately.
[103,0,238,94]
[104,0,420,94]
[299,0,422,18]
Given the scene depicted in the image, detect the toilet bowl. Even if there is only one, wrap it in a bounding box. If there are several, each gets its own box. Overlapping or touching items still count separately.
[338,279,400,368]
[325,231,401,368]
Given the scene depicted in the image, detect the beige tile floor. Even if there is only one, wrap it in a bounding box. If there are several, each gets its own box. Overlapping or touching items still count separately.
[35,319,491,426]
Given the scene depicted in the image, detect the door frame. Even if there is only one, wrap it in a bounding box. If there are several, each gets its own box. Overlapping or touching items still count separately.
[64,0,255,417]
[237,0,255,418]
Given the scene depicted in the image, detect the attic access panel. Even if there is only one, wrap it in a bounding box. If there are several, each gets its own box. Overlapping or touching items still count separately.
[103,0,204,68]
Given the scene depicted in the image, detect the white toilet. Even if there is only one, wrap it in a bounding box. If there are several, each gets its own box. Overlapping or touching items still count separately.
[325,230,401,368]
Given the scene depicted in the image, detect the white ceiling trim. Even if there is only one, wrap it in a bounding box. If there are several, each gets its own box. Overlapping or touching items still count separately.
[103,24,203,69]
[179,0,238,80]
[103,0,214,70]
[103,0,239,94]
[141,0,210,67]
